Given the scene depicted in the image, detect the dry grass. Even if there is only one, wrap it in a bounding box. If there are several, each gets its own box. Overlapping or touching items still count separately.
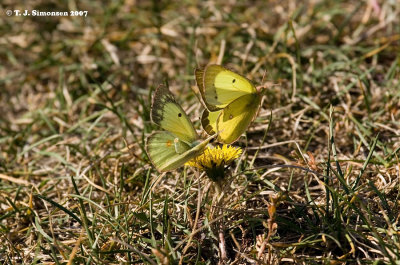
[1,0,400,264]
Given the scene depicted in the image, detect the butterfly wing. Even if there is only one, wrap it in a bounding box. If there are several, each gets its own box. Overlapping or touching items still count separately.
[216,93,261,144]
[146,131,214,172]
[201,109,221,136]
[195,65,256,111]
[151,85,197,143]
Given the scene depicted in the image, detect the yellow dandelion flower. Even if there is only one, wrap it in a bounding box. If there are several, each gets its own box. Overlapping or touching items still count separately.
[186,145,242,182]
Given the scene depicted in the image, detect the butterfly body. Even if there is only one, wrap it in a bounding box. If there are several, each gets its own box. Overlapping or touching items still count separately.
[196,65,263,144]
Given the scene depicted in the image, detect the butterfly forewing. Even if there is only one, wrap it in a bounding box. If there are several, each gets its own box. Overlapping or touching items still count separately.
[201,65,256,110]
[151,85,198,143]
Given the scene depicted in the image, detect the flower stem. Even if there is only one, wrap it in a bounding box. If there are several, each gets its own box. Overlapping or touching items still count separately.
[215,180,227,262]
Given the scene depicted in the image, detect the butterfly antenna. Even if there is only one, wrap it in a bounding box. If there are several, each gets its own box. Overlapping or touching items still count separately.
[194,40,201,68]
[256,69,269,94]
[261,69,268,84]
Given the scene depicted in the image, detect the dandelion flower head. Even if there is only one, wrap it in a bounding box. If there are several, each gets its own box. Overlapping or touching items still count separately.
[186,145,242,182]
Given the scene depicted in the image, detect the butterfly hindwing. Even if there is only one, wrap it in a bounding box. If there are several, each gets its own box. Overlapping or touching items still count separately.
[201,94,261,144]
[216,93,261,144]
[146,132,190,172]
[151,85,197,143]
[146,131,214,172]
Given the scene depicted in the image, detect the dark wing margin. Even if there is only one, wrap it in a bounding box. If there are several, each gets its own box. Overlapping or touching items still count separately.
[151,85,177,126]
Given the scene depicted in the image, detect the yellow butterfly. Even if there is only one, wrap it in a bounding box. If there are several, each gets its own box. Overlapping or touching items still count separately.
[146,85,214,172]
[195,64,263,144]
